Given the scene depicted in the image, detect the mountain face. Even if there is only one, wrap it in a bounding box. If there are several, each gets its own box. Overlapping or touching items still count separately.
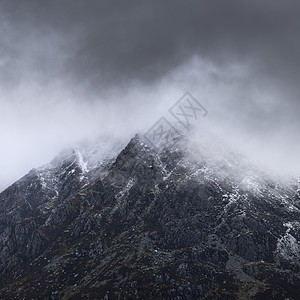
[0,135,299,299]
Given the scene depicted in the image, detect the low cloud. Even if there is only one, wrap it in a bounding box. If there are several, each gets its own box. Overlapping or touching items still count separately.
[0,1,300,190]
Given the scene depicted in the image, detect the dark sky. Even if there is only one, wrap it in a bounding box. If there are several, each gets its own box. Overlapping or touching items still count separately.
[1,0,300,94]
[0,0,300,189]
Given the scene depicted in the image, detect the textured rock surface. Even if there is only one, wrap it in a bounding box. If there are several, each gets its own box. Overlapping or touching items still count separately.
[0,135,299,299]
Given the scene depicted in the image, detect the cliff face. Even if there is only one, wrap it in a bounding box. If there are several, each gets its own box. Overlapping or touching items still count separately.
[0,135,299,299]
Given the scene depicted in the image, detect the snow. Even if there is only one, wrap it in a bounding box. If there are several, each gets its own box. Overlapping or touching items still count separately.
[241,174,264,196]
[110,178,135,215]
[276,221,300,263]
[75,150,88,173]
[39,176,47,189]
[116,178,134,200]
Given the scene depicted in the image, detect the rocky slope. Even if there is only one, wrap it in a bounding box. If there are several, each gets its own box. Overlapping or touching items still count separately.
[0,135,299,299]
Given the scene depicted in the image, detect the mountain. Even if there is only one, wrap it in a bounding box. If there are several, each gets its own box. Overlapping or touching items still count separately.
[0,134,299,299]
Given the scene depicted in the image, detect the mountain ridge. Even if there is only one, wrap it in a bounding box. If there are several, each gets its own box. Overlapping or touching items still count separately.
[0,134,299,299]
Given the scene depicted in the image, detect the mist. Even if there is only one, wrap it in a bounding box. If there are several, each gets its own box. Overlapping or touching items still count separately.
[1,1,300,191]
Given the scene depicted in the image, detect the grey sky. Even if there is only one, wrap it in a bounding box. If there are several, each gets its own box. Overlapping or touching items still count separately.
[0,1,300,190]
[1,1,300,92]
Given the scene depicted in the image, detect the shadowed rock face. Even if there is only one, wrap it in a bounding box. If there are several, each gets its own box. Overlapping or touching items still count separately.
[0,135,299,299]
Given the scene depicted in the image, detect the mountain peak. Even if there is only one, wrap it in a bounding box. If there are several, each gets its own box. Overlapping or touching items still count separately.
[0,134,300,299]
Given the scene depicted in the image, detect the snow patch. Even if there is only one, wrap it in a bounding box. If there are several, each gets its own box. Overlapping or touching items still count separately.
[276,222,300,263]
[75,150,88,173]
[116,178,134,200]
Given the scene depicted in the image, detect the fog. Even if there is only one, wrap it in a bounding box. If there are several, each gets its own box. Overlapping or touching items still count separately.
[0,1,299,190]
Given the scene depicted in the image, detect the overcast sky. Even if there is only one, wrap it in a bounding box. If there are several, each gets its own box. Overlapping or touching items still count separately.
[0,0,300,190]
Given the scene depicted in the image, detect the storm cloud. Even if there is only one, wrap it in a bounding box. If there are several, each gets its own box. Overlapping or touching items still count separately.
[0,0,300,189]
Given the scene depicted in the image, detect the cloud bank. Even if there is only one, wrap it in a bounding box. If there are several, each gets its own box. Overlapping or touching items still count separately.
[0,0,300,190]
